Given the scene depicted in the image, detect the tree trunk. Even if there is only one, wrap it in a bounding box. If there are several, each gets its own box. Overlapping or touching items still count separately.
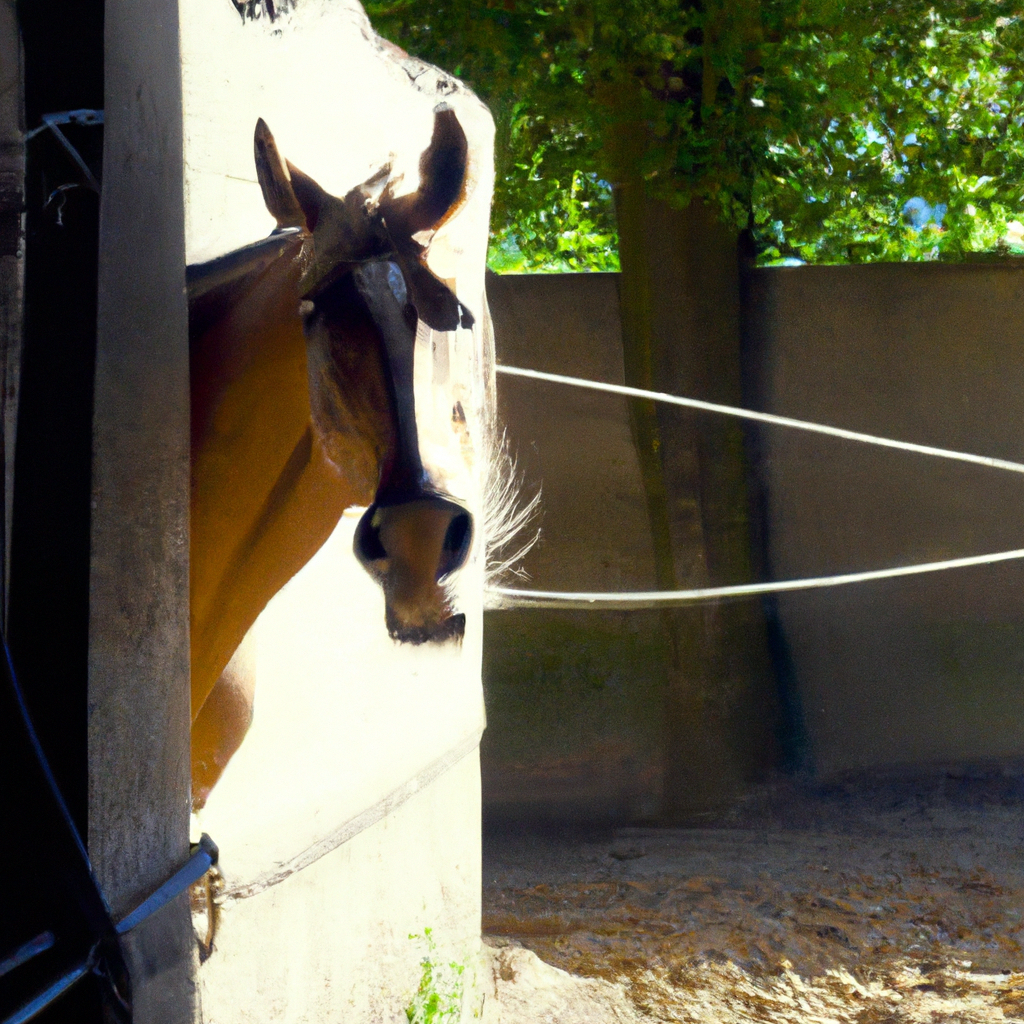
[614,177,779,818]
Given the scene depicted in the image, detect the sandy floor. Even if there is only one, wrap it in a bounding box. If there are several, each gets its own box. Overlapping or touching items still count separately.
[481,766,1024,1022]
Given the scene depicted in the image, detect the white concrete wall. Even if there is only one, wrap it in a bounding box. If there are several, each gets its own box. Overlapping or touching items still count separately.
[201,739,483,1023]
[181,2,491,1019]
[196,516,486,1023]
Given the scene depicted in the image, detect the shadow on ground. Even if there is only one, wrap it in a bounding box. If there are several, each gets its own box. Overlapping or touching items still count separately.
[481,763,1024,1022]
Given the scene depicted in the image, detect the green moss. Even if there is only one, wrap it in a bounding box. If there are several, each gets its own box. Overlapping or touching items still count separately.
[405,929,466,1024]
[482,609,669,764]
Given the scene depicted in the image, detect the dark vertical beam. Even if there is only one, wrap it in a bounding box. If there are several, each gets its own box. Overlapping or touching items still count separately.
[0,0,24,622]
[88,0,193,1019]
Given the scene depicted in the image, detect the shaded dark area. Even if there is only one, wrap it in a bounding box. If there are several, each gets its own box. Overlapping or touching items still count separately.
[737,261,810,777]
[0,636,128,1024]
[2,2,105,1022]
[11,0,102,845]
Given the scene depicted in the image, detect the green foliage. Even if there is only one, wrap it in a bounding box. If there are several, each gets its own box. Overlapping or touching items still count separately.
[405,929,466,1024]
[754,2,1024,263]
[367,0,1024,269]
[489,168,620,272]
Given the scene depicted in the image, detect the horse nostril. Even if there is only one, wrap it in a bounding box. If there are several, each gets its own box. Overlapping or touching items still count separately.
[355,499,473,586]
[354,508,388,568]
[438,510,472,581]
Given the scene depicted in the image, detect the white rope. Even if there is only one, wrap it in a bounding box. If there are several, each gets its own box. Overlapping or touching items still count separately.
[487,548,1024,608]
[488,365,1024,608]
[495,365,1024,476]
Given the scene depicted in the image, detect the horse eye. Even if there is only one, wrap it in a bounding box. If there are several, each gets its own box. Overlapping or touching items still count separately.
[386,262,407,306]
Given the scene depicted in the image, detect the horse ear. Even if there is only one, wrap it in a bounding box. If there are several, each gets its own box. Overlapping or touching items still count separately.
[376,106,473,332]
[413,104,469,231]
[383,105,468,238]
[253,118,308,230]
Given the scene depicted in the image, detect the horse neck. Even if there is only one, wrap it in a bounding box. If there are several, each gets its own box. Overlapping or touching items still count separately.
[190,238,351,713]
[190,239,308,456]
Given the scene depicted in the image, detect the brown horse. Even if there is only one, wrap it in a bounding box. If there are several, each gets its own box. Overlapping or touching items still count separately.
[187,108,488,805]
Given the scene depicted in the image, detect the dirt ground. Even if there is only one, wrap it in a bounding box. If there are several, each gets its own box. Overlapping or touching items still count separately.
[481,766,1024,1022]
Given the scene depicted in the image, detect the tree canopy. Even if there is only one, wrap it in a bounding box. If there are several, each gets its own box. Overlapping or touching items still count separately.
[366,0,1024,270]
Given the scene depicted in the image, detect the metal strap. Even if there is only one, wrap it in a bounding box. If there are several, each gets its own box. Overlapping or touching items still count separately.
[116,834,219,935]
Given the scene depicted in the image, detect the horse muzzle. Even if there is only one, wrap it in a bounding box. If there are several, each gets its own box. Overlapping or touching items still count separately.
[353,495,472,643]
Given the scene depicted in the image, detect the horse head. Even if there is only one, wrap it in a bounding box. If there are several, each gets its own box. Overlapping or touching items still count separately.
[253,108,479,644]
[188,97,504,804]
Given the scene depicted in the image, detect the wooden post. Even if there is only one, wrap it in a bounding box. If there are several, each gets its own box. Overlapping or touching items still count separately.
[88,0,193,1019]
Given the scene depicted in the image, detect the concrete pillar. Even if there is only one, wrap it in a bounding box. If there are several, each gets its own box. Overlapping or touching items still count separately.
[88,0,193,1019]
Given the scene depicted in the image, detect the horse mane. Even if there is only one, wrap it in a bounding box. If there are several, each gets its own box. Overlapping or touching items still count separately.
[187,228,303,337]
[482,428,540,587]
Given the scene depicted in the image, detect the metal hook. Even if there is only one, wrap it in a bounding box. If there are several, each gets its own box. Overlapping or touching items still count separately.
[42,183,80,226]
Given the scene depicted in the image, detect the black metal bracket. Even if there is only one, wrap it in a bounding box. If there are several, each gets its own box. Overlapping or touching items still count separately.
[24,110,103,193]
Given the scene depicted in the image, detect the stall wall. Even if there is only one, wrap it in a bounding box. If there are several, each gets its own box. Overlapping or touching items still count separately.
[484,261,1024,819]
[483,273,668,822]
[89,0,193,1018]
[745,261,1024,777]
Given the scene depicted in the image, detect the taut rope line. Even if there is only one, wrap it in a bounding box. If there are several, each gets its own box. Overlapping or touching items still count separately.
[487,548,1024,609]
[487,365,1024,609]
[495,365,1024,476]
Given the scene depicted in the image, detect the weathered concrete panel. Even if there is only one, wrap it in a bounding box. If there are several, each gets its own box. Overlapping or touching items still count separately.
[484,272,667,821]
[89,0,193,1018]
[745,262,1024,777]
[486,272,656,593]
[200,750,483,1023]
